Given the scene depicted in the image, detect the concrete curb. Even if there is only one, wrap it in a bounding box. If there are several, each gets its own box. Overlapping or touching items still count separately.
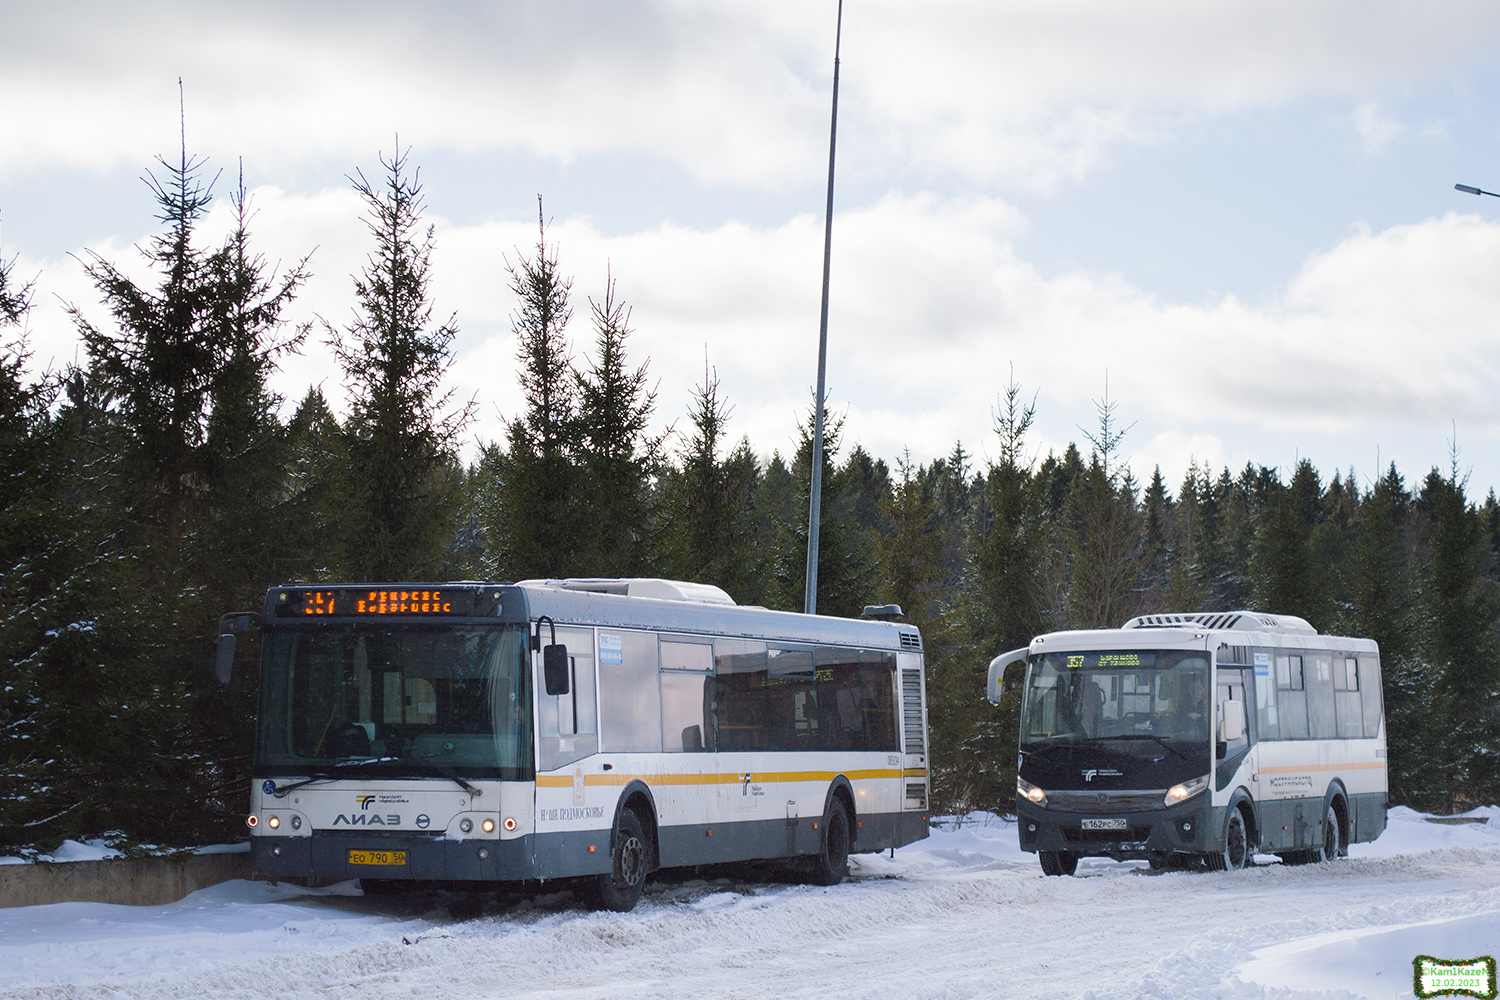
[0,851,253,908]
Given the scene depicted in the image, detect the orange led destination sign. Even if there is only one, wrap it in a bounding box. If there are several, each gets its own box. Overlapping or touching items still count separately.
[279,588,481,617]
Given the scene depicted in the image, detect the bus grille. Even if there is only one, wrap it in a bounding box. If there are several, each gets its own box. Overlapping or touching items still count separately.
[901,669,925,754]
[1044,790,1164,813]
[899,631,922,650]
[1063,826,1151,844]
[905,782,927,808]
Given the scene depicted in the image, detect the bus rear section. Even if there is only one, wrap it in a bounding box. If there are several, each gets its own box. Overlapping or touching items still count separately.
[230,579,929,909]
[989,611,1385,875]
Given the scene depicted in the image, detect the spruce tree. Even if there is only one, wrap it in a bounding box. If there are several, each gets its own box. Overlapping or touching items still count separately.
[573,271,659,577]
[479,207,579,580]
[1250,459,1330,625]
[1063,383,1143,629]
[664,364,759,599]
[331,143,470,581]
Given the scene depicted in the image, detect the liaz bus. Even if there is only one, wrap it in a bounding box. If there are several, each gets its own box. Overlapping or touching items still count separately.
[986,611,1386,875]
[214,578,930,910]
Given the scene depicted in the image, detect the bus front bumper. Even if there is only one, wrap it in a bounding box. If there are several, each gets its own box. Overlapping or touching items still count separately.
[252,833,535,883]
[1016,795,1212,860]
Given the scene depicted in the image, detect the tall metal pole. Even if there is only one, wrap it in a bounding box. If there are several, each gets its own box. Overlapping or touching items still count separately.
[804,0,843,616]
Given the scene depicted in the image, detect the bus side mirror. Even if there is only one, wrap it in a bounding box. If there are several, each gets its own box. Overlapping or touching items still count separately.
[212,634,236,685]
[210,612,256,685]
[987,647,1030,704]
[1220,700,1245,742]
[543,644,570,695]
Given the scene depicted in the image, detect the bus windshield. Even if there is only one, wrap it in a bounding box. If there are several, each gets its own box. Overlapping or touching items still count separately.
[1021,649,1210,747]
[256,624,532,778]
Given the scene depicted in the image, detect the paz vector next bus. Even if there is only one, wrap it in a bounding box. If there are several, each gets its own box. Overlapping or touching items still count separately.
[215,578,931,910]
[986,611,1386,875]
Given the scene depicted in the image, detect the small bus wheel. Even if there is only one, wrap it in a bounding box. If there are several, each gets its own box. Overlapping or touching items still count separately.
[591,808,648,912]
[1039,851,1078,876]
[1207,808,1248,871]
[808,799,851,886]
[1313,803,1344,863]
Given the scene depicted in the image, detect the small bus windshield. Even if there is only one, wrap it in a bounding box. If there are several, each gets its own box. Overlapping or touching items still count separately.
[256,624,532,778]
[1021,649,1210,746]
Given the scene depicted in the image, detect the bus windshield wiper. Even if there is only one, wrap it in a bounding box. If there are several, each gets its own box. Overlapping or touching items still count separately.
[1098,733,1189,758]
[408,760,482,797]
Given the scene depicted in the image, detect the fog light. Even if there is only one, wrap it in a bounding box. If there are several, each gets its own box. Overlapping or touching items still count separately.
[291,815,302,830]
[1027,823,1036,832]
[460,818,473,833]
[477,847,490,860]
[246,814,258,828]
[482,819,495,833]
[1182,821,1192,832]
[272,844,281,856]
[268,815,280,829]
[503,817,517,831]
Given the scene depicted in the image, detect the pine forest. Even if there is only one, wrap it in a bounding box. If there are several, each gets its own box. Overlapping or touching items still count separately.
[3,143,1498,855]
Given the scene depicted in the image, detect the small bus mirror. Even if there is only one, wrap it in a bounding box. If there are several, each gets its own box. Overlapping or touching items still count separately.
[987,647,1030,704]
[543,644,570,695]
[212,634,236,685]
[1220,699,1245,742]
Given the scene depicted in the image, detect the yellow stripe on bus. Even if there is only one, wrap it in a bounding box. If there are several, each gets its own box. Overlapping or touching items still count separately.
[535,768,922,788]
[1257,762,1386,774]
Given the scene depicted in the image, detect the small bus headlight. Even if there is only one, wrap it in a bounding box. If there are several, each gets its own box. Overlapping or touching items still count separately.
[482,818,495,833]
[1017,777,1047,808]
[1164,775,1210,807]
[267,815,280,829]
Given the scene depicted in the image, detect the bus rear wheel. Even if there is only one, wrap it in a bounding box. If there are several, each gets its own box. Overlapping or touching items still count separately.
[1039,851,1078,876]
[590,808,648,912]
[1312,803,1344,863]
[808,799,851,886]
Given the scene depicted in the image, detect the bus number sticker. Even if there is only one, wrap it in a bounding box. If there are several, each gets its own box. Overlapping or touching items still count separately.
[599,633,623,664]
[1254,652,1271,677]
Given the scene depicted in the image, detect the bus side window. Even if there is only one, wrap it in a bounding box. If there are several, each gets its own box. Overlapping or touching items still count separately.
[714,640,769,752]
[660,641,713,753]
[1306,653,1335,739]
[1334,654,1364,737]
[1277,655,1309,739]
[597,630,658,753]
[1253,651,1279,740]
[1358,654,1383,738]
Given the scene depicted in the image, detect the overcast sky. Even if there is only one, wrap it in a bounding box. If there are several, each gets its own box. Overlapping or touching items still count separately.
[7,0,1500,494]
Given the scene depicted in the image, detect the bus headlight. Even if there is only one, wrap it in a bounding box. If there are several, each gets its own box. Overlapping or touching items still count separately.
[482,819,495,833]
[1164,775,1210,807]
[267,816,280,829]
[1017,777,1047,808]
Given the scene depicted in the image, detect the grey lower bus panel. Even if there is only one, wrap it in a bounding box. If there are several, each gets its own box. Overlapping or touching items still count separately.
[254,810,928,883]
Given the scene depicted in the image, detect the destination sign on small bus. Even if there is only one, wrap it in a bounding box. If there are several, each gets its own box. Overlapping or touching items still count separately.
[272,588,495,618]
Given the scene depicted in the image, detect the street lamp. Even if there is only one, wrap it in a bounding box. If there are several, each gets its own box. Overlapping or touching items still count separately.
[1456,183,1500,198]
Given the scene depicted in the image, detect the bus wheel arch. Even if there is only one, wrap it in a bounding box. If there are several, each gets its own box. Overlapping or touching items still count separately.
[613,780,660,872]
[820,777,857,846]
[808,778,856,885]
[1207,793,1255,872]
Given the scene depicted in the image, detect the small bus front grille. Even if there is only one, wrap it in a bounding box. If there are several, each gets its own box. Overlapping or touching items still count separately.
[899,631,922,650]
[1044,790,1164,813]
[905,782,927,807]
[901,669,925,754]
[1063,826,1151,844]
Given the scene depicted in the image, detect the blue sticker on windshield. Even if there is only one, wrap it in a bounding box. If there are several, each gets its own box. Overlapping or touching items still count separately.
[1254,652,1271,677]
[262,779,277,795]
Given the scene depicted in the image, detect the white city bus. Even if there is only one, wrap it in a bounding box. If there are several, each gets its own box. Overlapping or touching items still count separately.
[223,578,930,910]
[986,611,1386,875]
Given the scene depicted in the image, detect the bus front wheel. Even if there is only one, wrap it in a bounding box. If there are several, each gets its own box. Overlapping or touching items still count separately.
[1206,808,1248,871]
[1039,851,1078,876]
[1312,803,1345,863]
[591,808,648,912]
[808,799,851,886]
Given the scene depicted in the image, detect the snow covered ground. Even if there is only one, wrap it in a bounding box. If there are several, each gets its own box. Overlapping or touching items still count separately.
[2,806,1497,999]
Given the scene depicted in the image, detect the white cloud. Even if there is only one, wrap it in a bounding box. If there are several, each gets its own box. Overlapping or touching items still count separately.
[5,2,1500,191]
[21,184,1500,491]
